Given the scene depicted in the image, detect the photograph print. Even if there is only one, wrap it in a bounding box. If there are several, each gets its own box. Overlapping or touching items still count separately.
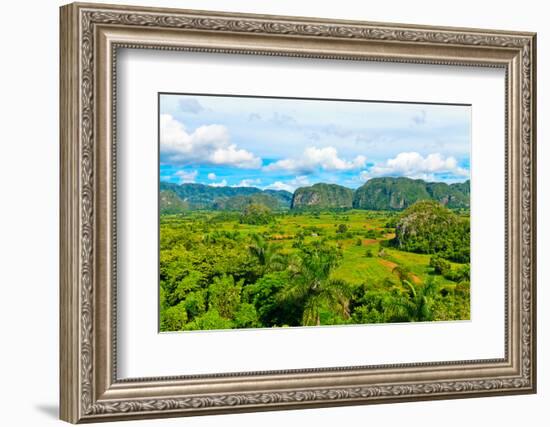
[159,93,471,332]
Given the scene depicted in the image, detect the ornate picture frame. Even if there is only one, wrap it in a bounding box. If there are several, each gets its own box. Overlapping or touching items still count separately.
[60,2,536,423]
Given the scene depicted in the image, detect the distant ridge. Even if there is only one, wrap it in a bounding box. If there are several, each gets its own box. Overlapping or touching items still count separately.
[159,182,292,212]
[291,183,353,210]
[353,177,470,210]
[159,177,469,213]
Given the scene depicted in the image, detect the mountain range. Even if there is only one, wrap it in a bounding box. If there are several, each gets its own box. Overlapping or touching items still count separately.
[160,177,470,213]
[160,182,293,212]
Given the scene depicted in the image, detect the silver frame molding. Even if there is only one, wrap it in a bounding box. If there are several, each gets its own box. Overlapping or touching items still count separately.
[60,2,537,423]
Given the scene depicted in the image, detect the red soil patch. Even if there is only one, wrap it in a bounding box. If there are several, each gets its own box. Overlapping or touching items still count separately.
[272,234,292,240]
[378,258,421,284]
[378,258,398,269]
[362,239,378,245]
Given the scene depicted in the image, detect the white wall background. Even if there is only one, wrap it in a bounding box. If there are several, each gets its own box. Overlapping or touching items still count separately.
[0,0,545,426]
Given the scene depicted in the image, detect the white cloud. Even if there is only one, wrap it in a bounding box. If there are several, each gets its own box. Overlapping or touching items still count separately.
[359,152,468,182]
[207,172,217,180]
[160,114,262,169]
[210,145,261,168]
[264,181,294,192]
[290,175,310,188]
[235,178,261,187]
[264,175,310,193]
[264,146,366,174]
[174,169,198,184]
[209,179,228,187]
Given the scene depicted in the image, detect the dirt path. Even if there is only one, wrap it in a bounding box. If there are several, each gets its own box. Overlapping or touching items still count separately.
[378,258,422,284]
[362,239,378,245]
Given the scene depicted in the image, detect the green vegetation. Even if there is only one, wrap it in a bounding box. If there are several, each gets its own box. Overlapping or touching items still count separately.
[353,177,470,210]
[426,181,470,209]
[291,183,353,210]
[159,178,470,214]
[239,203,274,225]
[160,197,471,331]
[160,182,292,212]
[159,190,189,214]
[392,200,470,263]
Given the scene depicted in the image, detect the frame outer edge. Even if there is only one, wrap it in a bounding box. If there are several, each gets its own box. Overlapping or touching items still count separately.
[529,33,537,393]
[59,2,537,422]
[60,3,81,424]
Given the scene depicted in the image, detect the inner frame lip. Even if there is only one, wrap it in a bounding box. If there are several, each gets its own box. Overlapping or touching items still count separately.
[110,44,508,384]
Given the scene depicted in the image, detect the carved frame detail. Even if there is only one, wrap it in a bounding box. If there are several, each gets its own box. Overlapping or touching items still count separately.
[60,2,536,423]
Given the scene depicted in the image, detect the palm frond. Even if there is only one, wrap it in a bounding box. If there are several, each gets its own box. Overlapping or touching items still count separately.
[401,280,417,299]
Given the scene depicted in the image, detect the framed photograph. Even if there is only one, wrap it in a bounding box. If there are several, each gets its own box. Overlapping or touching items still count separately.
[60,2,537,423]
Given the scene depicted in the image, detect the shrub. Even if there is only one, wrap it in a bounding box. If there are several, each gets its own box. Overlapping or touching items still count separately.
[233,303,260,328]
[208,275,243,319]
[430,256,451,276]
[160,302,188,331]
[184,309,233,330]
[336,223,348,234]
[239,203,274,225]
[246,271,301,327]
[182,290,206,320]
[444,263,470,282]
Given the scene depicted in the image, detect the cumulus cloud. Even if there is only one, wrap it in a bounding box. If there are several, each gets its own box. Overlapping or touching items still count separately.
[359,152,468,182]
[160,114,262,169]
[235,178,261,187]
[207,172,217,180]
[264,176,310,193]
[178,98,204,114]
[264,146,366,174]
[174,169,198,184]
[264,181,294,192]
[209,179,228,187]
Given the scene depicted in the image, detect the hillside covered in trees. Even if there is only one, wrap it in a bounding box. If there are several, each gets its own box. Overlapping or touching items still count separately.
[160,182,293,213]
[159,182,471,331]
[160,177,470,213]
[291,183,353,209]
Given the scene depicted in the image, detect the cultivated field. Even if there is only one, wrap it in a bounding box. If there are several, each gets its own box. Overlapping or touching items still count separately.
[159,208,470,331]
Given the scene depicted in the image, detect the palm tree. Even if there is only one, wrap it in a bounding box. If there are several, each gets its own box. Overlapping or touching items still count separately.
[400,278,438,322]
[248,233,286,274]
[392,265,412,283]
[382,268,438,322]
[280,243,351,326]
[412,278,438,321]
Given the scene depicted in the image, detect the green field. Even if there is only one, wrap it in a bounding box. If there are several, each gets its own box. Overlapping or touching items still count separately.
[159,207,470,331]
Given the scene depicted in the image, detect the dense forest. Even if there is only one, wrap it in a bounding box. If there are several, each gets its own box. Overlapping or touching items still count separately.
[160,177,470,213]
[159,178,470,332]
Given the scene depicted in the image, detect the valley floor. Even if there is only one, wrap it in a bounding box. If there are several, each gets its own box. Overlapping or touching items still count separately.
[159,209,470,331]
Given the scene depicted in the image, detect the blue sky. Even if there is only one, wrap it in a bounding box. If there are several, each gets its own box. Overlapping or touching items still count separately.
[159,94,470,192]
